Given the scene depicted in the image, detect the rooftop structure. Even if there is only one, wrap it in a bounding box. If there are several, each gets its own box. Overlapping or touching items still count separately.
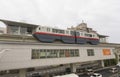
[67,21,108,43]
[67,22,96,33]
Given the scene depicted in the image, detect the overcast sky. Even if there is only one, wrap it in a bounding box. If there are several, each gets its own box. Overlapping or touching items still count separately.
[0,0,120,43]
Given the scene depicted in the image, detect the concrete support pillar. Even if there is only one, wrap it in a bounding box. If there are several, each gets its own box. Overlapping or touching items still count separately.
[19,69,27,77]
[101,60,105,67]
[70,64,76,73]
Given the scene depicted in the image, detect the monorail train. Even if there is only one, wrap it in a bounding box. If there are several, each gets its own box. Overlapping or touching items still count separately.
[33,26,99,45]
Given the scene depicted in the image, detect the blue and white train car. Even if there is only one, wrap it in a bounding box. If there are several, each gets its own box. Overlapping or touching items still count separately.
[75,31,99,44]
[33,26,99,45]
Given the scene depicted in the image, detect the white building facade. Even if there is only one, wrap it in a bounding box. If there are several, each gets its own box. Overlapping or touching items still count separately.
[0,42,115,71]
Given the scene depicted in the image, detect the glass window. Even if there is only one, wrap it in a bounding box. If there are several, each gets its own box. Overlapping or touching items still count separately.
[39,27,41,30]
[27,27,32,34]
[74,49,79,56]
[20,27,27,35]
[76,32,80,36]
[85,34,92,37]
[65,49,70,57]
[31,49,79,59]
[47,28,50,32]
[81,33,83,36]
[32,49,39,59]
[53,50,58,58]
[49,49,57,58]
[40,49,46,58]
[70,31,74,36]
[32,49,37,59]
[66,31,69,34]
[87,49,94,56]
[9,25,19,35]
[46,50,51,58]
[70,50,74,57]
[52,29,64,34]
[60,49,65,57]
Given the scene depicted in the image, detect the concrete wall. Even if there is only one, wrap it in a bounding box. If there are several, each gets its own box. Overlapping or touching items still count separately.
[0,42,115,71]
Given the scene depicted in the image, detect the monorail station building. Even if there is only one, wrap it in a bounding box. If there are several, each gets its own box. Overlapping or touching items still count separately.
[0,19,120,77]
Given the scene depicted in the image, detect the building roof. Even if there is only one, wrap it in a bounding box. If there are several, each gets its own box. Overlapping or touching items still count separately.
[0,19,38,27]
[98,34,109,37]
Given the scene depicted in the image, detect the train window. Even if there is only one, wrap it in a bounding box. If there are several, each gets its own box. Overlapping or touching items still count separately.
[66,31,69,34]
[47,28,50,32]
[52,29,65,34]
[81,33,83,36]
[52,29,56,33]
[70,31,74,36]
[60,30,65,34]
[85,34,92,37]
[39,27,41,30]
[76,32,80,36]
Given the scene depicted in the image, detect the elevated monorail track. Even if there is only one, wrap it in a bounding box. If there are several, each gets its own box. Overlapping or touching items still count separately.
[0,34,120,47]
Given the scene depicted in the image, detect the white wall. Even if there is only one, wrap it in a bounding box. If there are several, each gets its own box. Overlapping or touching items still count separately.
[0,43,115,71]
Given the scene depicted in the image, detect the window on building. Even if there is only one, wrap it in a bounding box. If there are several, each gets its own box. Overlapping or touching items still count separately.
[65,49,70,57]
[20,27,27,35]
[9,25,19,35]
[87,49,94,56]
[46,50,51,58]
[60,49,65,57]
[27,27,33,34]
[70,50,74,57]
[74,49,79,56]
[31,49,39,59]
[40,49,46,58]
[31,49,79,59]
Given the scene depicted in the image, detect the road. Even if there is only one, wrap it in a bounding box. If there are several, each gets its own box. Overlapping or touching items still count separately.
[79,67,119,77]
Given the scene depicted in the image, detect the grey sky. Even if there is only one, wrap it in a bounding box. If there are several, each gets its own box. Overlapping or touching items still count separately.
[0,0,120,43]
